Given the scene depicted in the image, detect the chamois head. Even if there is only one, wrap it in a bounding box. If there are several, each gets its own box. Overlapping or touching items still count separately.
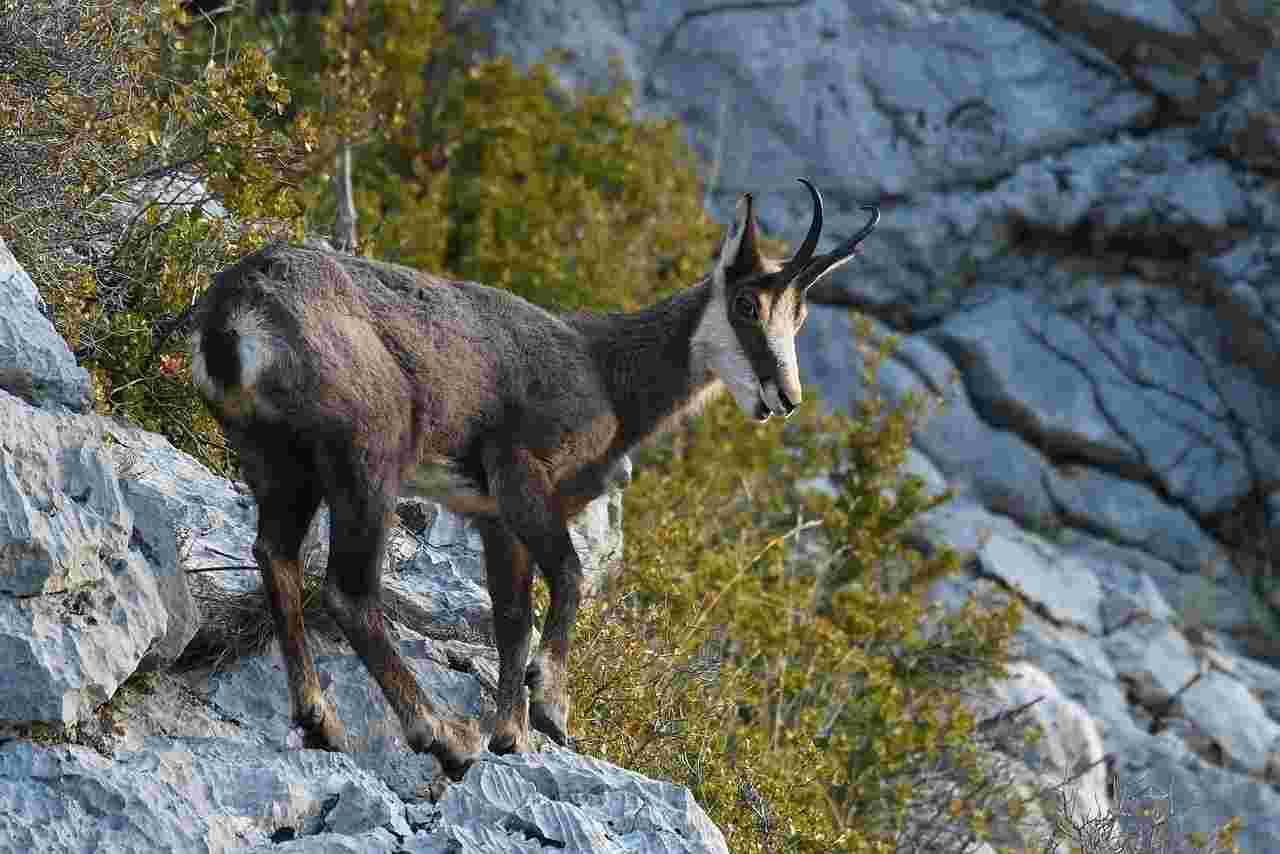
[694,179,880,422]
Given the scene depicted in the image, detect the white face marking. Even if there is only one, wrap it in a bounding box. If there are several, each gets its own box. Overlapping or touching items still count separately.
[691,197,769,419]
[693,193,807,422]
[691,284,764,419]
[761,287,804,417]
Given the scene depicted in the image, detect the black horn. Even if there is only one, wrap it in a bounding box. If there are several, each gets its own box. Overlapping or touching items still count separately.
[778,178,824,283]
[797,203,880,291]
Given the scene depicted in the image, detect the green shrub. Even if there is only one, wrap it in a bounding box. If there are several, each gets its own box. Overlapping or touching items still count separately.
[0,0,308,471]
[570,328,1025,853]
[1,0,721,472]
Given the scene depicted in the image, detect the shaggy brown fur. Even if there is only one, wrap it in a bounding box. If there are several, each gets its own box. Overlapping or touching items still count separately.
[189,182,877,779]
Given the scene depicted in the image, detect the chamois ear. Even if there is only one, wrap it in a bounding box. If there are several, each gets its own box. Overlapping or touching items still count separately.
[714,193,767,285]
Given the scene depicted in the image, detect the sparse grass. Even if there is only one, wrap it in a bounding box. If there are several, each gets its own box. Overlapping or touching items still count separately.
[1041,773,1241,854]
[569,350,1029,852]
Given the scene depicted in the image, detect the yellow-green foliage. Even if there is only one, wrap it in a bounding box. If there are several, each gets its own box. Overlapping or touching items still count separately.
[1,0,721,472]
[570,333,1022,853]
[421,57,720,311]
[255,1,720,311]
[0,0,309,470]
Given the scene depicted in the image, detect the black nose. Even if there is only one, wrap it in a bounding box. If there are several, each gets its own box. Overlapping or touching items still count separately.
[779,389,798,417]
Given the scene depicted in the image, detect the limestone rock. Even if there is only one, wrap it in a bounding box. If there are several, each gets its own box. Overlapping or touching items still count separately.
[0,392,197,726]
[0,238,92,414]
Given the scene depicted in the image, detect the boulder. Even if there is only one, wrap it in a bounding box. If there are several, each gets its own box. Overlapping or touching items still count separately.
[0,391,197,727]
[0,238,92,414]
[914,484,1280,850]
[0,737,411,854]
[413,751,729,854]
[0,735,730,854]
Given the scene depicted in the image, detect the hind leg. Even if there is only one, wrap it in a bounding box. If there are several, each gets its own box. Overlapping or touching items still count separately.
[319,448,483,779]
[235,425,347,752]
[476,517,534,754]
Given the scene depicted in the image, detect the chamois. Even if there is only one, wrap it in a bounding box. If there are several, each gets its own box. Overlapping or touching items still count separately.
[189,179,878,779]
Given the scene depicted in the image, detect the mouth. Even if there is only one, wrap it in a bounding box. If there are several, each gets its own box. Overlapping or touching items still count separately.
[754,400,772,423]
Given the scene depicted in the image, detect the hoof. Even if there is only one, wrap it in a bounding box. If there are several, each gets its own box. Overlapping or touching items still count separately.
[406,718,483,782]
[488,727,531,756]
[436,749,475,782]
[526,658,570,747]
[293,703,349,752]
[529,699,569,747]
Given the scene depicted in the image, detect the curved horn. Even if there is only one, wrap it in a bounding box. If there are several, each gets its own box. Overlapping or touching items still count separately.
[841,204,880,252]
[798,203,880,291]
[778,178,824,282]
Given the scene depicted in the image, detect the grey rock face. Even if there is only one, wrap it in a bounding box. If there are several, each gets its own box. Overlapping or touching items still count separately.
[921,495,1280,851]
[207,639,497,757]
[0,238,92,413]
[1206,46,1280,174]
[0,735,729,854]
[415,752,729,854]
[1024,0,1275,114]
[491,2,1152,200]
[0,391,197,726]
[0,737,410,854]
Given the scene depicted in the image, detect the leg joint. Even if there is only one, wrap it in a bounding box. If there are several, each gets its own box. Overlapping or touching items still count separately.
[322,579,379,625]
[252,537,278,568]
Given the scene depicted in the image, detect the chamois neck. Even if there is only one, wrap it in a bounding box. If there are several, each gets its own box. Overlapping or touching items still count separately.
[568,281,721,449]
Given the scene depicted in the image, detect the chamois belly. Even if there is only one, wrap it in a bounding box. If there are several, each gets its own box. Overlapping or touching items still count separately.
[400,457,498,517]
[399,453,627,522]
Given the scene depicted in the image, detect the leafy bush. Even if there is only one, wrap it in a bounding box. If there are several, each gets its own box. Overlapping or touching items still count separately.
[0,0,719,472]
[0,0,308,469]
[570,329,1027,853]
[208,2,721,313]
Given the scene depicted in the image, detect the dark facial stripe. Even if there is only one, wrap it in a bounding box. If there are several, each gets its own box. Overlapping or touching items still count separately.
[725,283,793,389]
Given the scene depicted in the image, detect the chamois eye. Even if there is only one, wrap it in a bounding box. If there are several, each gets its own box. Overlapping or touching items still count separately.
[734,294,759,321]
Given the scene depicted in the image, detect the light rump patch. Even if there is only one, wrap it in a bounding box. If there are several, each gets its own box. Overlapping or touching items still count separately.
[189,329,214,398]
[190,306,283,419]
[231,307,278,391]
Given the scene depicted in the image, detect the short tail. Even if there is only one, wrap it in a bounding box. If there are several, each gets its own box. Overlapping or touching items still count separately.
[190,306,281,418]
[189,246,294,416]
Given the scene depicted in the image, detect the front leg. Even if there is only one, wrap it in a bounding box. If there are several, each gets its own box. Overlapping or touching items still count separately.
[489,446,582,748]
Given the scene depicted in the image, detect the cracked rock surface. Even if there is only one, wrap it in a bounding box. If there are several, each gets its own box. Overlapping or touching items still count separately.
[0,690,729,854]
[5,1,1280,849]
[482,1,1280,848]
[0,244,694,852]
